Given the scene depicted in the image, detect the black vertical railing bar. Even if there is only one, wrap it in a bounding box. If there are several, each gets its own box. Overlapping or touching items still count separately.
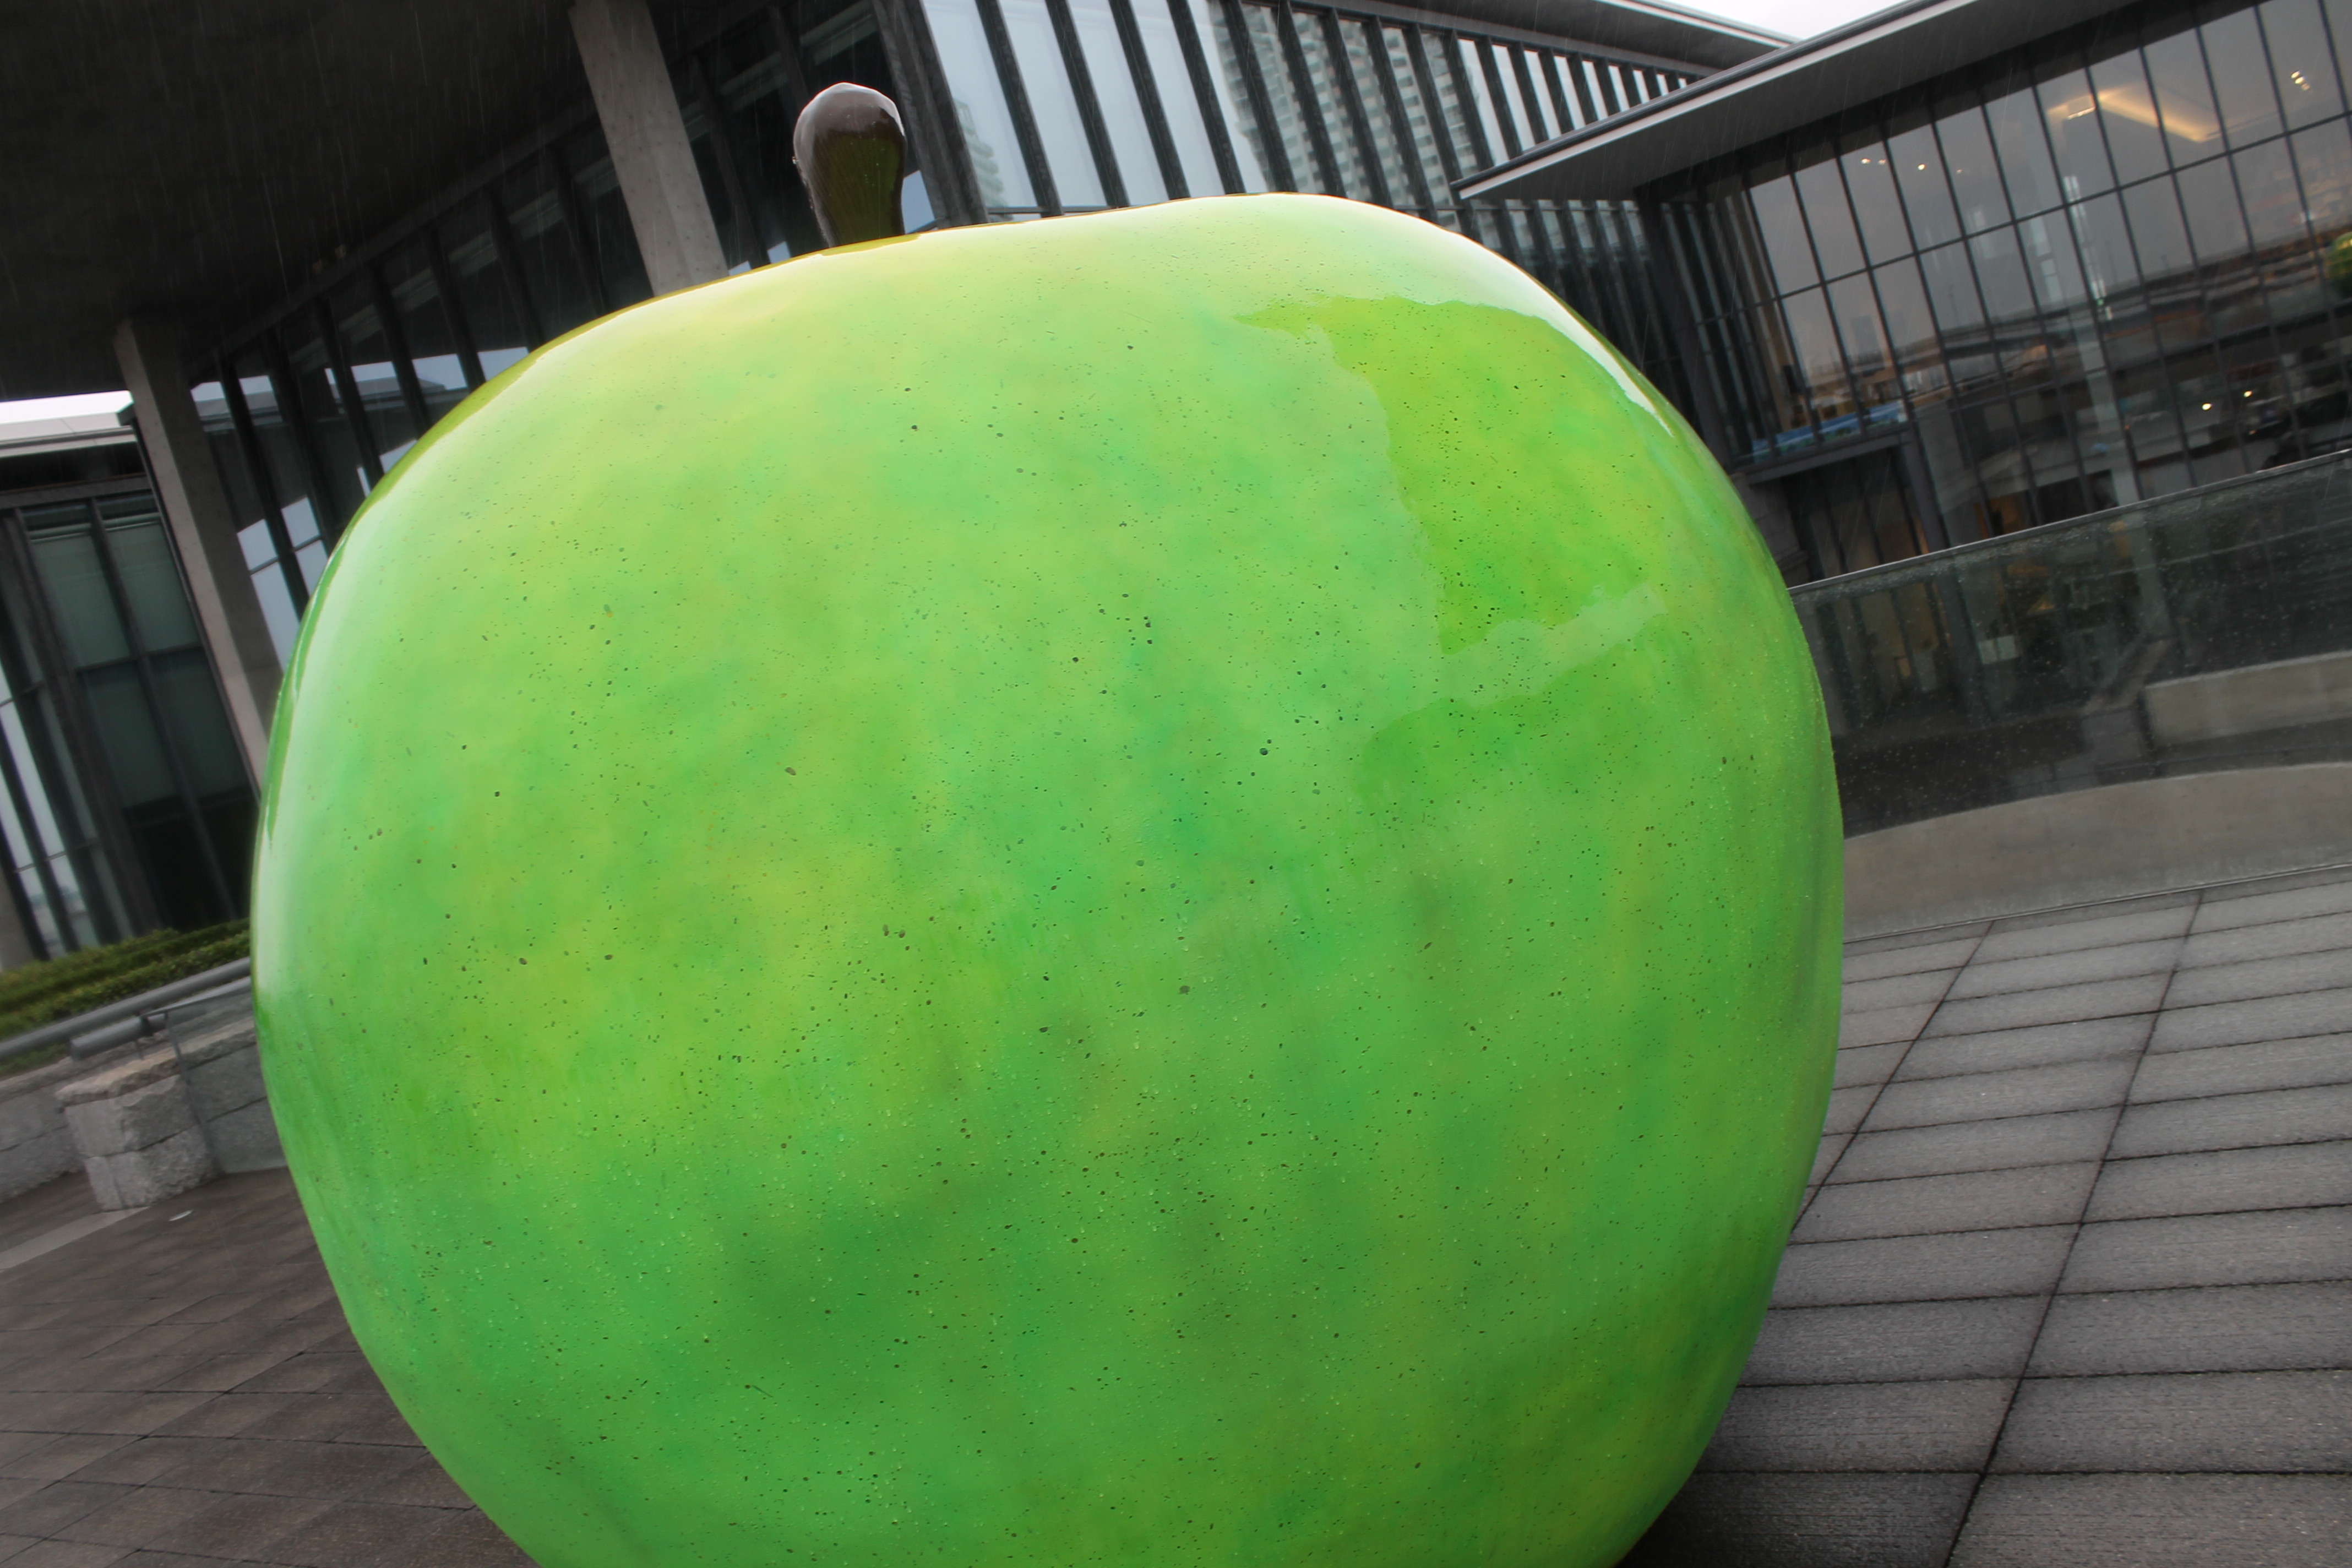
[1042,0,1130,207]
[1164,0,1246,192]
[0,515,150,941]
[685,55,762,266]
[1219,0,1294,190]
[543,141,614,313]
[214,360,312,619]
[420,238,488,390]
[1515,199,1561,299]
[1536,50,1575,135]
[1476,40,1522,159]
[1437,33,1494,171]
[364,264,435,440]
[1320,9,1389,207]
[0,586,79,957]
[764,3,815,107]
[1401,28,1461,192]
[1565,52,1602,126]
[81,516,238,921]
[974,0,1065,214]
[313,298,384,492]
[0,702,62,959]
[1591,57,1625,115]
[478,191,548,349]
[1507,47,1549,144]
[1363,19,1433,214]
[1108,0,1190,199]
[255,331,350,552]
[1271,4,1344,195]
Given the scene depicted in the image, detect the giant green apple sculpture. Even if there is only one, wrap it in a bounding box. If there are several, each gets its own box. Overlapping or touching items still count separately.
[254,193,1839,1568]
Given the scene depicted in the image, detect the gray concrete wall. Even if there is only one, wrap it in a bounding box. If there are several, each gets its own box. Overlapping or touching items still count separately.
[1844,761,2352,937]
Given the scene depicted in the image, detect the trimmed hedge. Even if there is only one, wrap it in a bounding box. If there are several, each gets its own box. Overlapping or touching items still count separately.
[0,921,249,1079]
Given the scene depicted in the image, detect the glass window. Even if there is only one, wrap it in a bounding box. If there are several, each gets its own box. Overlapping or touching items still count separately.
[1969,226,2038,326]
[1747,170,1820,291]
[325,276,424,475]
[1842,141,1914,264]
[149,649,247,801]
[1920,240,1986,333]
[274,320,372,530]
[1872,258,1947,388]
[439,198,532,378]
[2140,29,2225,166]
[2178,156,2253,261]
[1937,100,2012,232]
[498,157,601,336]
[99,508,202,652]
[2260,0,2344,128]
[2294,117,2352,233]
[380,238,478,409]
[1296,15,1372,199]
[1452,36,1507,165]
[2069,189,2143,300]
[1828,272,1895,405]
[1781,286,1853,420]
[922,0,1041,211]
[1137,0,1230,198]
[2019,213,2089,311]
[2089,50,2169,184]
[1795,149,1865,277]
[1890,122,1963,246]
[1242,3,1323,193]
[1345,20,1416,206]
[1985,79,2064,216]
[2122,177,2195,279]
[1191,0,1270,192]
[2040,68,2116,197]
[79,666,175,809]
[2202,6,2285,148]
[1070,0,1168,205]
[231,349,328,575]
[26,526,129,668]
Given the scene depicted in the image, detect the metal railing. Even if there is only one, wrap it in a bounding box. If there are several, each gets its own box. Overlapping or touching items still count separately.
[1792,451,2352,835]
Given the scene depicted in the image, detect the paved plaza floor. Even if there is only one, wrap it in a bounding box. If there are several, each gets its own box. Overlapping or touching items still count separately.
[2,865,2347,1565]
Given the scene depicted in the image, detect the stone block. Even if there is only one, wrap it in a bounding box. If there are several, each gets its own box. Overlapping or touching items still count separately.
[2060,1207,2352,1293]
[1822,1084,1876,1135]
[1623,1472,1975,1568]
[2107,1083,2352,1158]
[0,1124,74,1196]
[1698,1379,2011,1472]
[1840,1003,1938,1049]
[62,1074,196,1159]
[1844,923,1986,958]
[2131,1035,2352,1101]
[1896,1014,2150,1081]
[84,1125,216,1210]
[1741,1297,2043,1385]
[2029,1283,2352,1376]
[1972,905,2193,962]
[1771,1224,2073,1308]
[1950,1474,2352,1568]
[204,1096,286,1173]
[1862,1059,2135,1131]
[2193,876,2352,930]
[182,1043,265,1124]
[2149,987,2352,1051]
[2164,950,2352,1009]
[1990,1370,2352,1473]
[1923,973,2169,1037]
[1832,1107,2118,1183]
[2179,909,2352,968]
[1943,938,2180,1000]
[1844,937,1980,985]
[1843,968,1959,1014]
[1832,1042,1905,1088]
[2087,1141,2352,1222]
[1794,1163,2098,1244]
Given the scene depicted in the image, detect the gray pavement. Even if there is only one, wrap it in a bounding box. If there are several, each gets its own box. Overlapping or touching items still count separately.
[1,865,2347,1566]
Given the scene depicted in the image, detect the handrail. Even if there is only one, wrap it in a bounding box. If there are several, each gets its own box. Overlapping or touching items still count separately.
[0,959,252,1067]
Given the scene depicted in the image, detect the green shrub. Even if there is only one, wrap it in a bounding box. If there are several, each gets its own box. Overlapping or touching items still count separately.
[0,921,249,1079]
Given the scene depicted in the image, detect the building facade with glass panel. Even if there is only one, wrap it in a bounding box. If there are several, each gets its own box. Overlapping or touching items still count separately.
[1468,0,2352,587]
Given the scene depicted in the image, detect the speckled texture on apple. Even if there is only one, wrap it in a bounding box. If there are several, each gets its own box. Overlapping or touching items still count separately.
[253,193,1841,1568]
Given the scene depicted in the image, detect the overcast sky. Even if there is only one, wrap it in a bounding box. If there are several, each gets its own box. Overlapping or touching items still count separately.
[0,0,1889,431]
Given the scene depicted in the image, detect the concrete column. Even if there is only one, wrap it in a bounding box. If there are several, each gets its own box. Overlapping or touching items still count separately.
[113,318,281,788]
[572,0,729,295]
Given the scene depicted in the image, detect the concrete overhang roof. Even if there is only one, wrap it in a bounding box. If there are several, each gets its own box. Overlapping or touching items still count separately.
[1457,0,2128,201]
[0,0,736,402]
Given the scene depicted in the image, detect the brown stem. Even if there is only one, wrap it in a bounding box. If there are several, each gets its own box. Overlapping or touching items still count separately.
[793,84,907,249]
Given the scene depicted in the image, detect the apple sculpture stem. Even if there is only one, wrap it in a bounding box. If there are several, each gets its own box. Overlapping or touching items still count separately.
[793,83,907,249]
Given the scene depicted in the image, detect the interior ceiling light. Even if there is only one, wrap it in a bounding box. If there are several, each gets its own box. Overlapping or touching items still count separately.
[2046,84,2219,141]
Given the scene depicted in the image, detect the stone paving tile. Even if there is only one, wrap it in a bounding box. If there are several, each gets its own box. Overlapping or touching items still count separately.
[1948,1473,2352,1567]
[1743,1298,2045,1385]
[2149,986,2352,1050]
[1831,1042,1905,1088]
[1843,922,1986,958]
[1894,1014,2153,1081]
[1839,1003,1939,1049]
[1698,1380,2012,1471]
[2179,909,2352,967]
[1970,903,2196,962]
[1844,937,1981,984]
[1842,967,1962,1014]
[372,1507,537,1567]
[1942,938,2182,1000]
[2029,1283,2352,1375]
[1771,1226,2075,1308]
[1830,1108,2120,1183]
[2131,1035,2352,1100]
[2060,1206,2352,1292]
[2193,871,2352,924]
[1987,891,2198,933]
[2164,950,2352,1009]
[2087,1142,2352,1221]
[1922,973,2171,1037]
[1624,1472,1976,1567]
[1807,1133,1850,1186]
[1861,1060,2136,1132]
[1990,1369,2351,1473]
[1821,1085,1877,1136]
[2106,1082,2352,1158]
[1794,1164,2099,1244]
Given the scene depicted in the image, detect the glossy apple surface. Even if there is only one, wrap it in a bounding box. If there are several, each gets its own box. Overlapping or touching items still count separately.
[254,193,1839,1568]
